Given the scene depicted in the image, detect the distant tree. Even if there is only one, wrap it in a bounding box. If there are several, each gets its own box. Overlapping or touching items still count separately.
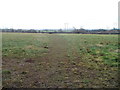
[27,29,37,33]
[38,30,41,33]
[58,29,63,32]
[44,29,48,32]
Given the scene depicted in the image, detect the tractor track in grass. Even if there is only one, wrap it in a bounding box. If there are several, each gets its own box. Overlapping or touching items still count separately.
[35,34,70,88]
[2,34,118,88]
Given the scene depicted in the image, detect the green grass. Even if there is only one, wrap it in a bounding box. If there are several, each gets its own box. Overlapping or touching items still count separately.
[60,34,118,67]
[2,70,11,74]
[2,33,118,66]
[2,33,49,59]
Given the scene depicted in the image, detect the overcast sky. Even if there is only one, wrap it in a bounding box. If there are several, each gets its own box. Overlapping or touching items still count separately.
[0,0,119,29]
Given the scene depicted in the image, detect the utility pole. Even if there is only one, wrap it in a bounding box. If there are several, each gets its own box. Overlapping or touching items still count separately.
[64,23,68,31]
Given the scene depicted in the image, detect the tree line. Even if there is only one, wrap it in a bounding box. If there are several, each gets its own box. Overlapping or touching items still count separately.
[0,28,120,34]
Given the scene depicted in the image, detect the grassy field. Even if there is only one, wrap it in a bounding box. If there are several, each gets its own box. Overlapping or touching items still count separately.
[2,33,119,88]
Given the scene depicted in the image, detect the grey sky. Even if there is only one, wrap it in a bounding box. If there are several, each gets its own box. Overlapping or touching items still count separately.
[0,0,119,29]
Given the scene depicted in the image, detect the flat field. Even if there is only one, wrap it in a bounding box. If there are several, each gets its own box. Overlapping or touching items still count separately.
[2,33,119,88]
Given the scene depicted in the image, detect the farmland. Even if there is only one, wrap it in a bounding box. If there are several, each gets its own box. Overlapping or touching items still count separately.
[2,33,119,88]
